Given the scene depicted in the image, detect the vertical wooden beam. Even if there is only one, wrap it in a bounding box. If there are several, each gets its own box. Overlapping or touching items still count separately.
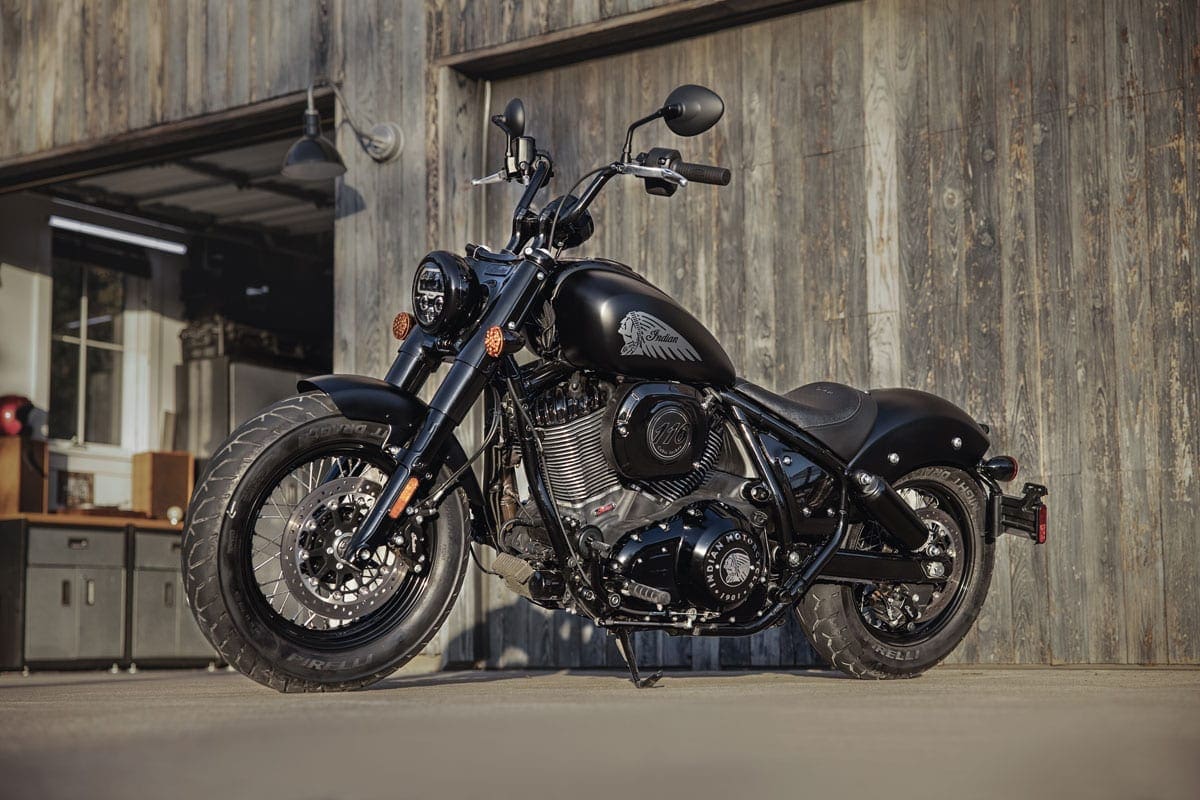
[1163,0,1200,665]
[1140,0,1187,665]
[162,0,188,122]
[1064,0,1127,664]
[1103,0,1161,666]
[862,0,902,389]
[995,0,1051,665]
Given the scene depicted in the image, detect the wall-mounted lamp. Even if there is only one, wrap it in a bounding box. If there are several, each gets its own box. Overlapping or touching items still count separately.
[281,81,403,181]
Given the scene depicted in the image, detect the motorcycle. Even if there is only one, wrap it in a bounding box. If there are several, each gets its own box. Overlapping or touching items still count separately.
[183,85,1048,691]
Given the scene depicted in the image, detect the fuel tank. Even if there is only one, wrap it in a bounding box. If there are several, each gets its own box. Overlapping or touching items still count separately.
[546,260,735,387]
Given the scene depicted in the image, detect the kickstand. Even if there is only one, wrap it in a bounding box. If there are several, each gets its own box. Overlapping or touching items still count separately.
[613,630,663,689]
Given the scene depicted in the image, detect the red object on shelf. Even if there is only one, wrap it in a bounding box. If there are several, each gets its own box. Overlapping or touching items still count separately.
[0,395,32,437]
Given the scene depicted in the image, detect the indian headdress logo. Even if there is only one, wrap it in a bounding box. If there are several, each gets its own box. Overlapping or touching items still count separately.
[617,311,701,362]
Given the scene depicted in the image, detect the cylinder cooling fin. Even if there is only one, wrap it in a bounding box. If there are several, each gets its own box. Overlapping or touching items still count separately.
[529,376,622,507]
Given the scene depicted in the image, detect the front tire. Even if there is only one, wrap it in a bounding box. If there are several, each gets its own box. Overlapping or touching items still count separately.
[795,465,993,679]
[182,393,469,692]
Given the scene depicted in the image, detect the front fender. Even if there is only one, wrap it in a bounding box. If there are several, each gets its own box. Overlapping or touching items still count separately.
[847,389,989,482]
[298,374,491,538]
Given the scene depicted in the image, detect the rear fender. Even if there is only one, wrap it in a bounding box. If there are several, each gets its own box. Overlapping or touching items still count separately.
[847,389,989,483]
[298,374,491,539]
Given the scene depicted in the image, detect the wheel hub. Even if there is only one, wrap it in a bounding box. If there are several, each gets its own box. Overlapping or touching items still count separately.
[859,505,964,636]
[280,476,408,620]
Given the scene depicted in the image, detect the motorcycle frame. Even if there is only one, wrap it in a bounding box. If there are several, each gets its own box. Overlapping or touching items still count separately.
[373,330,939,637]
[320,146,966,637]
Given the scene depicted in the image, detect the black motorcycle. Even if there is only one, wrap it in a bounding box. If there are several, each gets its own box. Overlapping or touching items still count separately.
[183,85,1048,691]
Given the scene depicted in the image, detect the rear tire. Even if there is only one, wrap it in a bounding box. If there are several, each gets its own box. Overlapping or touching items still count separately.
[182,393,469,692]
[795,466,993,679]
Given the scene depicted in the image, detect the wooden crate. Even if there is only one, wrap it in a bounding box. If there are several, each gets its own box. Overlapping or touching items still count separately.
[0,438,48,515]
[131,452,194,521]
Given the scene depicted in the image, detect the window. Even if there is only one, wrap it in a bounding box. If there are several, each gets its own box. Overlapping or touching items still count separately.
[49,259,127,445]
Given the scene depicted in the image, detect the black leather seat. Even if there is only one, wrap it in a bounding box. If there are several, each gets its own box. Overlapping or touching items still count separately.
[734,380,878,459]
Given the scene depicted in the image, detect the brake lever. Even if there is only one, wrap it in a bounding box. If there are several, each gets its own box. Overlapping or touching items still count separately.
[471,169,508,186]
[615,163,688,186]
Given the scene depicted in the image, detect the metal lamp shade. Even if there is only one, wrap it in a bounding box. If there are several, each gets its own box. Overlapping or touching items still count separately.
[281,135,346,181]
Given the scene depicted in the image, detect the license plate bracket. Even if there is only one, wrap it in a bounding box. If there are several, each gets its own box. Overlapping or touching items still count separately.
[989,482,1048,544]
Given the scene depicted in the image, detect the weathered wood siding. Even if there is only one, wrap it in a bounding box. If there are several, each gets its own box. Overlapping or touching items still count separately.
[3,0,1197,668]
[430,0,680,56]
[433,0,1200,668]
[0,0,332,161]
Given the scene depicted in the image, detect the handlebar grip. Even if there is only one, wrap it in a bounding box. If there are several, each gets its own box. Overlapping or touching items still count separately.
[675,161,731,186]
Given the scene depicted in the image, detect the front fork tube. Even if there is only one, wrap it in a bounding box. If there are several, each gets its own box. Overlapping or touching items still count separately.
[344,259,548,558]
[383,329,439,392]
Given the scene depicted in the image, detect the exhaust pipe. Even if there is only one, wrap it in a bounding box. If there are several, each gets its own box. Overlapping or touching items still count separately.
[850,470,930,551]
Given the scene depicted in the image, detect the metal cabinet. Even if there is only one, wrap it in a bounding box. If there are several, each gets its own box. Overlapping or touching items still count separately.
[22,527,126,663]
[0,519,216,670]
[130,531,215,662]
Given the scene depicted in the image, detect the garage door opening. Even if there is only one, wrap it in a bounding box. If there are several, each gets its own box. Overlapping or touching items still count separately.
[0,96,337,512]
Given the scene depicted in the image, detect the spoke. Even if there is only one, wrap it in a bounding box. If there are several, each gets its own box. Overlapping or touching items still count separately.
[254,553,280,572]
[253,533,283,548]
[269,495,288,524]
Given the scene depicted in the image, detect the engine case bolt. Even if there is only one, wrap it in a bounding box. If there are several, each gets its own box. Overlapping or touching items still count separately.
[888,452,900,464]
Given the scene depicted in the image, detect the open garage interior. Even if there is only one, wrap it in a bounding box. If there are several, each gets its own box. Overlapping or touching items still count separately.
[0,97,336,514]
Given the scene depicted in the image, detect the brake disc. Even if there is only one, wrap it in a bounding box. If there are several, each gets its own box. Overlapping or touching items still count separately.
[859,505,964,634]
[279,476,408,621]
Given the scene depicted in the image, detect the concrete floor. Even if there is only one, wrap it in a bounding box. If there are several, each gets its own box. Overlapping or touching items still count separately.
[0,667,1197,800]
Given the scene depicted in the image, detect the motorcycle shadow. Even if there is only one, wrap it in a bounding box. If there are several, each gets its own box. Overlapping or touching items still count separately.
[366,667,853,692]
[362,601,844,691]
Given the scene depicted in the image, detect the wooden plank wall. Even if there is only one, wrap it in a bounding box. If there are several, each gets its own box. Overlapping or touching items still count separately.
[431,0,1200,668]
[0,0,331,162]
[430,0,680,56]
[3,0,1195,668]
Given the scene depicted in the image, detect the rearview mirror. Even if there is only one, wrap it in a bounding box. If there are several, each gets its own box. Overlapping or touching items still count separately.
[492,97,526,138]
[662,85,724,137]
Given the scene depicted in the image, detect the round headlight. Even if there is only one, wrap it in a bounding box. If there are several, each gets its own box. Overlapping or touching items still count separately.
[411,251,480,335]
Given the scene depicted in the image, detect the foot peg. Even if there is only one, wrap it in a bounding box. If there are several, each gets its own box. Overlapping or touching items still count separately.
[613,630,663,689]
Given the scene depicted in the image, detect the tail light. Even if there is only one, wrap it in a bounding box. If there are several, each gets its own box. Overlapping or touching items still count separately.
[1036,504,1048,544]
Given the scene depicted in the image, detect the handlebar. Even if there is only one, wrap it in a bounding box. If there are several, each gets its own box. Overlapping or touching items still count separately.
[674,161,731,186]
[475,149,732,254]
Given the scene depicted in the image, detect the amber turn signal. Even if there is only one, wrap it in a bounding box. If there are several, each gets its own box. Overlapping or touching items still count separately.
[387,476,421,519]
[484,325,505,358]
[392,311,415,341]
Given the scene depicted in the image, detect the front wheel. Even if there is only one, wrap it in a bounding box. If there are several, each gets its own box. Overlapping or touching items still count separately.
[182,393,469,692]
[795,465,994,679]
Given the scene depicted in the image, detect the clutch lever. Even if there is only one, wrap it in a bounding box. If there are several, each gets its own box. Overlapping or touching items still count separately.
[471,169,508,186]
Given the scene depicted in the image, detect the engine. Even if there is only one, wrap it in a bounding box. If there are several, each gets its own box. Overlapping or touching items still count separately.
[610,502,765,613]
[529,375,723,533]
[526,374,768,616]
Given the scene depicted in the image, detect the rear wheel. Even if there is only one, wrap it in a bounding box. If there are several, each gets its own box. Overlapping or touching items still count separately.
[795,465,993,679]
[182,393,469,692]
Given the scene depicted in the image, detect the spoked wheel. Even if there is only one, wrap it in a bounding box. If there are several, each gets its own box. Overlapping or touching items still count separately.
[795,465,994,679]
[183,394,469,692]
[246,449,430,641]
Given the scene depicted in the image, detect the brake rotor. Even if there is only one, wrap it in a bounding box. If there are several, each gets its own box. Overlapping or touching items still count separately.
[279,476,408,620]
[858,504,965,636]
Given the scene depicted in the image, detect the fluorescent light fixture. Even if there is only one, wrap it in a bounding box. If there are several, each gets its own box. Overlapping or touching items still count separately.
[49,215,189,255]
